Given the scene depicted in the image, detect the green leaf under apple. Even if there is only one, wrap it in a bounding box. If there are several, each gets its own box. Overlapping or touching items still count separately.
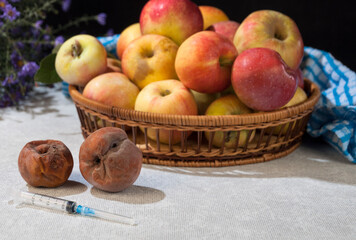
[34,53,62,84]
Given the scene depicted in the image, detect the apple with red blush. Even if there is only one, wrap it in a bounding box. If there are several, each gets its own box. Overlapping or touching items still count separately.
[207,20,240,42]
[296,68,304,89]
[175,31,238,94]
[116,23,142,60]
[233,10,304,70]
[134,80,198,144]
[231,47,298,111]
[199,5,229,30]
[83,72,139,110]
[140,0,203,45]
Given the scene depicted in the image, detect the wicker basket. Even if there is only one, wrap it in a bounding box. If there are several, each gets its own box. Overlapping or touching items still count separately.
[69,79,320,167]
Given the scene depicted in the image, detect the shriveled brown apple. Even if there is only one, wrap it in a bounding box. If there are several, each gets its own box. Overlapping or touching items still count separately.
[18,140,73,187]
[79,127,142,193]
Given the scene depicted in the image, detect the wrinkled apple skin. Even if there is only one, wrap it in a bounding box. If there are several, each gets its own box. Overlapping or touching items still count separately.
[18,140,73,188]
[231,48,298,111]
[79,127,142,193]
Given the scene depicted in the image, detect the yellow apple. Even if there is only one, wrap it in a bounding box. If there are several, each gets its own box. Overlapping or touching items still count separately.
[199,5,229,29]
[116,23,142,60]
[135,80,198,144]
[204,94,255,148]
[122,34,178,89]
[190,90,220,115]
[55,34,107,87]
[268,87,308,135]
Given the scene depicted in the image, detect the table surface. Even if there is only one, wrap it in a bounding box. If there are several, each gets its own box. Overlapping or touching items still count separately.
[1,85,355,240]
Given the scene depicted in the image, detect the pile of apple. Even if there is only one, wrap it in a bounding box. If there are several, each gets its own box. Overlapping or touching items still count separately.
[55,0,308,147]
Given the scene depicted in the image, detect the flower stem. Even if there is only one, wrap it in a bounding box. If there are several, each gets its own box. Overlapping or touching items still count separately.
[53,15,98,34]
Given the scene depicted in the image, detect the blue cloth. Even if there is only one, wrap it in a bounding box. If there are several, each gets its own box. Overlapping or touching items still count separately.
[97,34,120,58]
[63,34,356,162]
[302,47,356,163]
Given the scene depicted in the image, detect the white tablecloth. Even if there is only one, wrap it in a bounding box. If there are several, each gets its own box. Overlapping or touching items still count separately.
[1,85,355,240]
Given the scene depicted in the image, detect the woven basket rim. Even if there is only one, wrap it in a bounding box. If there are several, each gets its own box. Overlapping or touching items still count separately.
[68,79,320,127]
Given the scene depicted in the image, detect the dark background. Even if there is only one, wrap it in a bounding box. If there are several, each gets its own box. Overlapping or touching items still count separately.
[49,0,355,71]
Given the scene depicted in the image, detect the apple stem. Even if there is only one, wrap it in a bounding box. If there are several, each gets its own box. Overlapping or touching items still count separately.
[219,57,233,67]
[160,89,171,97]
[71,40,83,58]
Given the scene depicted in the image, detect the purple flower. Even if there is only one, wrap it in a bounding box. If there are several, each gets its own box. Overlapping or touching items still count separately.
[16,41,24,49]
[96,13,106,26]
[18,62,39,78]
[43,34,50,41]
[62,0,71,12]
[1,4,20,21]
[106,28,114,36]
[0,0,8,9]
[34,20,43,29]
[10,51,23,69]
[54,36,64,46]
[1,74,17,86]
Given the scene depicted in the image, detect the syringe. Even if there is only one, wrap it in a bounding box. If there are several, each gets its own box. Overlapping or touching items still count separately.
[10,189,137,226]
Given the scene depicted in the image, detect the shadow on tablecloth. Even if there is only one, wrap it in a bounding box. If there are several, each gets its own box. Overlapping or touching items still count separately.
[90,185,166,205]
[25,180,88,197]
[143,135,356,186]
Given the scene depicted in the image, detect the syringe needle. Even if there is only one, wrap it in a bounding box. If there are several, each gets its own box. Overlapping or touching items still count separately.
[74,204,138,226]
[10,189,137,226]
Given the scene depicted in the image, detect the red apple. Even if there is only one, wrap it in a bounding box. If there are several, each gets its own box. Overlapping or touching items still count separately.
[207,20,240,42]
[231,48,298,111]
[135,80,198,144]
[175,31,238,94]
[296,68,304,89]
[233,10,304,70]
[199,5,229,30]
[140,0,203,45]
